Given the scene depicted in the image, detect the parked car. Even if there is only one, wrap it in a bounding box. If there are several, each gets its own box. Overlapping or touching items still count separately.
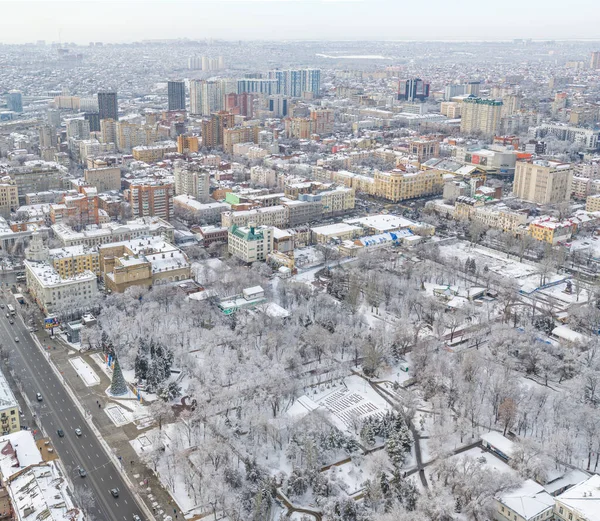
[110,488,119,498]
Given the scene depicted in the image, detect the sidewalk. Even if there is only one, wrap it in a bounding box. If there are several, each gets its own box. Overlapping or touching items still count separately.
[32,321,179,520]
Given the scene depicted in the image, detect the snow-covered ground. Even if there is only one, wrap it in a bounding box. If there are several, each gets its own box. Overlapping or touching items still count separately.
[105,400,152,428]
[130,423,206,519]
[294,375,391,434]
[69,356,100,387]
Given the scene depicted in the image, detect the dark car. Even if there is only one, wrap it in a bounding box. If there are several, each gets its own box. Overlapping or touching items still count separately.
[57,429,64,437]
[78,467,86,477]
[110,488,119,498]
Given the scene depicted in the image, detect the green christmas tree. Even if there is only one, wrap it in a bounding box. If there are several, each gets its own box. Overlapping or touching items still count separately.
[110,356,128,396]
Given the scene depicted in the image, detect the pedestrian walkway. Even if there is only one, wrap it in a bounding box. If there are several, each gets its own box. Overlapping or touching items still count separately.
[31,321,176,520]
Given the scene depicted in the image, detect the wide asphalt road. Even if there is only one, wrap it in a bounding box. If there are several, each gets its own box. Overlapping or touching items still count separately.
[0,298,145,521]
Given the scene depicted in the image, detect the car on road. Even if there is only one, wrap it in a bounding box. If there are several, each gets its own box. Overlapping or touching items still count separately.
[133,515,142,521]
[36,393,42,401]
[74,428,82,436]
[5,313,9,318]
[14,337,18,342]
[8,319,13,324]
[110,488,119,498]
[0,304,4,309]
[78,467,86,477]
[57,429,64,437]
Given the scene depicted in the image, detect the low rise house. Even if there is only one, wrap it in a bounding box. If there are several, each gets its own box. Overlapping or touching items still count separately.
[311,223,362,244]
[481,432,515,461]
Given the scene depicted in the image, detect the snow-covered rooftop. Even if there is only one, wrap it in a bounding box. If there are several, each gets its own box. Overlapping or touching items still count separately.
[497,479,554,520]
[556,475,600,521]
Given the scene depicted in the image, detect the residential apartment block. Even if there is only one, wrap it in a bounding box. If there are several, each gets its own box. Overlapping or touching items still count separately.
[373,169,444,202]
[513,160,573,205]
[454,197,528,232]
[174,162,210,202]
[0,177,18,218]
[174,195,230,224]
[131,142,177,162]
[228,224,274,263]
[84,166,121,193]
[127,181,174,220]
[50,244,100,278]
[52,217,174,248]
[25,259,98,314]
[0,370,20,434]
[460,97,503,135]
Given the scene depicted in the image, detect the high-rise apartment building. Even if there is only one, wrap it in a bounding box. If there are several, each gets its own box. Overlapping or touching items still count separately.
[189,80,223,116]
[225,92,254,117]
[268,95,288,117]
[513,160,573,205]
[310,109,334,135]
[590,51,600,70]
[269,69,321,97]
[84,112,101,132]
[97,91,118,121]
[199,56,224,71]
[501,94,522,117]
[47,109,61,128]
[177,135,200,154]
[237,78,279,96]
[460,97,503,136]
[7,91,23,113]
[223,126,259,154]
[115,121,159,152]
[127,181,174,220]
[201,111,235,148]
[38,125,58,149]
[100,118,117,145]
[285,117,314,139]
[174,161,210,202]
[66,118,91,140]
[188,56,202,70]
[398,79,430,102]
[167,80,186,111]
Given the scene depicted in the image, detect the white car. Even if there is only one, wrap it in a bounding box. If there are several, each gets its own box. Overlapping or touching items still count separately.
[14,337,18,343]
[74,428,82,436]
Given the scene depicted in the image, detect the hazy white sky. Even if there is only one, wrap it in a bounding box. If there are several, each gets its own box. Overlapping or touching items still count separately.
[1,0,599,44]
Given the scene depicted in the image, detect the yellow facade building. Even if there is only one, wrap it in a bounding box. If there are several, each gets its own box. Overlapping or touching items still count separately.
[0,177,19,219]
[50,245,101,278]
[585,194,600,213]
[0,369,20,434]
[374,169,444,202]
